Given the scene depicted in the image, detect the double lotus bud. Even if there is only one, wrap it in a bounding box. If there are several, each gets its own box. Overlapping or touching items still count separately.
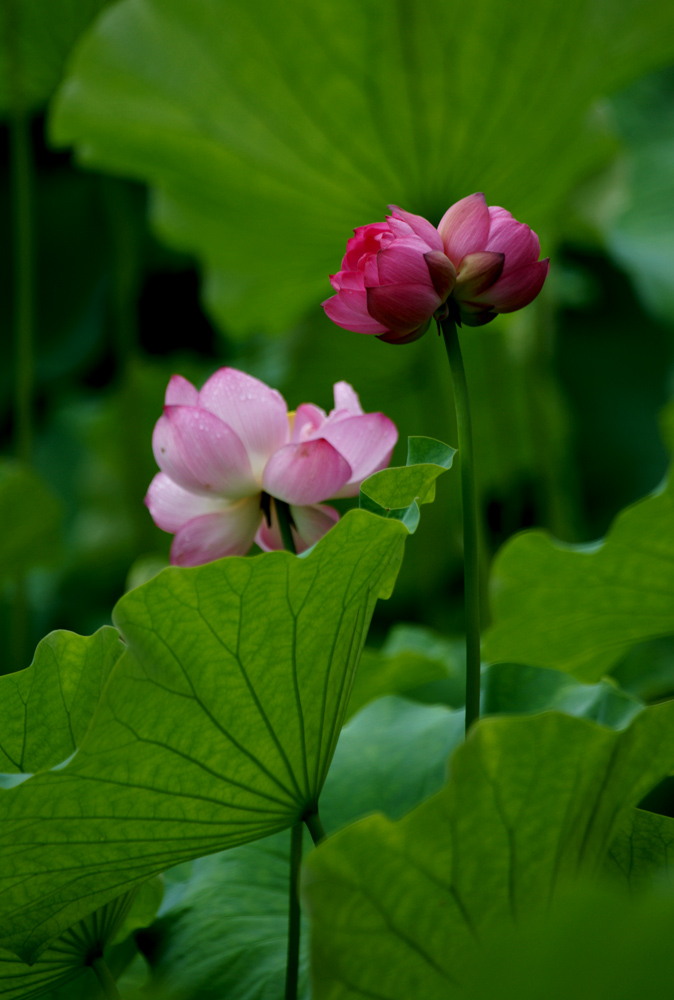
[323,193,549,344]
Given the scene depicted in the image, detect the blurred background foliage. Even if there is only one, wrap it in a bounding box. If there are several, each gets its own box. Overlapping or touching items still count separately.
[1,0,674,680]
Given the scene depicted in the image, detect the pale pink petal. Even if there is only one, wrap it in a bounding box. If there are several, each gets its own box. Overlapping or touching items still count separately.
[473,258,550,312]
[321,413,398,497]
[388,206,444,251]
[322,290,390,335]
[438,193,490,265]
[152,406,257,497]
[385,217,418,241]
[165,374,199,406]
[291,403,327,442]
[198,368,289,479]
[170,497,263,566]
[374,241,437,287]
[262,438,352,505]
[291,503,341,550]
[145,472,228,532]
[255,502,339,554]
[486,209,541,275]
[366,283,441,334]
[332,381,364,417]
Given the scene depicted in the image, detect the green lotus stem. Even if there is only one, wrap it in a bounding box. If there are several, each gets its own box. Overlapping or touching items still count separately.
[304,809,326,845]
[284,821,303,1000]
[276,500,297,555]
[90,956,121,999]
[10,107,34,465]
[439,315,481,732]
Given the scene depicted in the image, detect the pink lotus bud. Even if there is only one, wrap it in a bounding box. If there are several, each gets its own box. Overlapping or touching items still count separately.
[323,196,549,340]
[145,369,397,565]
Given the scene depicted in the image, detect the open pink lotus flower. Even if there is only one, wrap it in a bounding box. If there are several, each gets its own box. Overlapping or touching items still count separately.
[323,193,549,343]
[145,368,398,565]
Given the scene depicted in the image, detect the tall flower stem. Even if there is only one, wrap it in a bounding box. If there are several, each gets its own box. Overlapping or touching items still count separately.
[284,822,303,1000]
[439,316,481,732]
[90,956,121,999]
[7,21,35,673]
[276,510,301,1000]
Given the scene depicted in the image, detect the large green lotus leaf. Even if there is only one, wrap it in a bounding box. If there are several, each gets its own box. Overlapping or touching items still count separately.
[0,882,160,1000]
[0,0,110,114]
[303,703,674,999]
[139,695,462,1000]
[484,474,674,681]
[50,0,674,334]
[0,509,407,961]
[464,887,674,1000]
[604,806,674,891]
[0,461,62,582]
[0,627,124,774]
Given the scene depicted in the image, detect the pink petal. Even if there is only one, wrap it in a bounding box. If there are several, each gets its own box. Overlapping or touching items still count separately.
[374,240,437,287]
[165,374,199,406]
[170,497,263,566]
[388,206,443,251]
[473,258,550,312]
[343,223,392,270]
[291,403,327,442]
[198,368,289,479]
[366,283,441,334]
[330,269,366,292]
[377,323,430,345]
[255,502,339,554]
[454,251,505,300]
[321,413,398,497]
[145,472,228,532]
[332,381,364,417]
[438,193,490,265]
[424,251,456,300]
[262,438,352,505]
[486,208,541,275]
[322,290,390,335]
[153,405,257,497]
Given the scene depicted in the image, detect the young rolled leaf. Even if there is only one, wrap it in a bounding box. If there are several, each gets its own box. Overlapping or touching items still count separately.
[484,472,674,680]
[303,702,674,999]
[359,436,455,533]
[0,509,408,961]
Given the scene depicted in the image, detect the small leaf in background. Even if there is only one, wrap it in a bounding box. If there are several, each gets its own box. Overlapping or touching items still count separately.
[0,461,62,582]
[50,0,674,334]
[0,509,409,961]
[482,662,643,730]
[347,624,466,722]
[0,626,124,774]
[303,703,674,999]
[484,468,674,680]
[0,0,111,114]
[359,436,455,533]
[0,881,161,1000]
